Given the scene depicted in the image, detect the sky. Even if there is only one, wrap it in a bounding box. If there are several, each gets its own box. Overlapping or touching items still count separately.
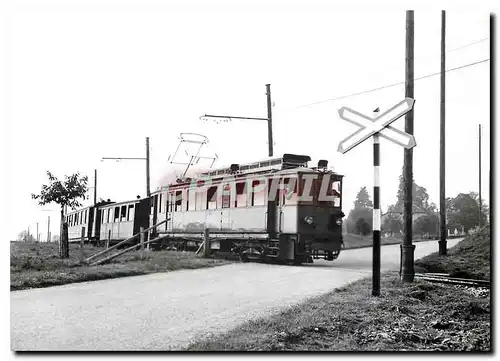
[2,1,492,242]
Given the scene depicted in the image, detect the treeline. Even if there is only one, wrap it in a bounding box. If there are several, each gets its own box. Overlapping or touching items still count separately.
[346,171,488,237]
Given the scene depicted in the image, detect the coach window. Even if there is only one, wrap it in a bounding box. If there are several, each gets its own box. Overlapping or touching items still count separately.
[151,195,157,215]
[84,210,88,224]
[158,194,162,213]
[127,205,135,221]
[235,182,246,208]
[80,212,83,225]
[120,205,127,222]
[114,207,120,222]
[174,191,182,212]
[207,186,217,210]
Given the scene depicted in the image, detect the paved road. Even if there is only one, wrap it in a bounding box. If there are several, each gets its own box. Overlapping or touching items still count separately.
[11,239,460,351]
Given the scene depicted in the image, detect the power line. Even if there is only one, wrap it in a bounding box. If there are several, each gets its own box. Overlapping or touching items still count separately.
[286,58,489,110]
[447,37,489,53]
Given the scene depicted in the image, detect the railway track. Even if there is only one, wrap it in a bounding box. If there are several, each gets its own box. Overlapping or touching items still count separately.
[414,273,490,288]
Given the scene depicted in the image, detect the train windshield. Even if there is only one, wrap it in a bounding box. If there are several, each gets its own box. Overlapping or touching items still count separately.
[296,173,342,207]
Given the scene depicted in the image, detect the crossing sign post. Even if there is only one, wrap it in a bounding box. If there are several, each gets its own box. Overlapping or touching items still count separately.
[337,97,416,297]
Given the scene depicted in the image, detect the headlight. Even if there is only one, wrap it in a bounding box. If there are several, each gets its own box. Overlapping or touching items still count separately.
[336,218,343,226]
[304,216,314,225]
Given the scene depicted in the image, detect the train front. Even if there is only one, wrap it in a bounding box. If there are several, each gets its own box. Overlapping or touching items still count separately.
[285,167,344,263]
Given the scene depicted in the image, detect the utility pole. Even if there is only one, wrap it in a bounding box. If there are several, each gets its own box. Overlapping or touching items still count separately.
[401,10,415,282]
[479,124,482,228]
[36,223,39,242]
[94,169,97,205]
[439,10,447,255]
[266,84,274,157]
[201,84,274,157]
[146,137,151,197]
[47,216,51,243]
[101,136,151,198]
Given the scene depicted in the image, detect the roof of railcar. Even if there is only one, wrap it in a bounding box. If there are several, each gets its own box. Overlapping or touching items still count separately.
[153,167,343,194]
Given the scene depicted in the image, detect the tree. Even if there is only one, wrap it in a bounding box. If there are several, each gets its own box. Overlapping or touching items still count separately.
[16,230,37,243]
[355,217,371,236]
[346,187,373,235]
[353,186,373,210]
[446,192,488,234]
[395,167,434,213]
[381,205,403,237]
[413,214,439,238]
[32,171,88,257]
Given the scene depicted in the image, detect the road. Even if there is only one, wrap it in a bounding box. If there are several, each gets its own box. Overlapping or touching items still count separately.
[11,239,460,351]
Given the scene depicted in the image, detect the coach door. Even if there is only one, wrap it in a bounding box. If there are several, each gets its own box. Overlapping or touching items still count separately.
[166,192,175,232]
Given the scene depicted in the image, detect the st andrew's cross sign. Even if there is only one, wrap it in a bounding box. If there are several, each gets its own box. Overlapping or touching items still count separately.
[337,97,416,297]
[337,97,416,154]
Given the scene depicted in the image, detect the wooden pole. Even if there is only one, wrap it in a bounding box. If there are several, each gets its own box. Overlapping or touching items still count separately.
[478,124,482,228]
[140,226,145,260]
[401,10,415,282]
[439,10,447,255]
[94,169,97,205]
[203,228,210,257]
[80,227,86,264]
[266,84,274,157]
[146,137,151,197]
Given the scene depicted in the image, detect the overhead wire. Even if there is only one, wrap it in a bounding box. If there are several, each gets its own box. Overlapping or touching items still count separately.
[274,36,490,111]
[284,58,489,110]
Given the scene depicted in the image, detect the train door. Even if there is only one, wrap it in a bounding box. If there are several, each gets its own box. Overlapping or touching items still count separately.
[220,183,232,231]
[166,192,175,231]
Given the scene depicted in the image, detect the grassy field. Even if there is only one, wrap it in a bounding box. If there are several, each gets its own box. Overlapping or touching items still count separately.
[10,242,231,291]
[188,228,491,351]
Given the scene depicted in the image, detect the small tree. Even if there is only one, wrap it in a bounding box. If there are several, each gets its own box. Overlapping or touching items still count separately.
[32,171,88,257]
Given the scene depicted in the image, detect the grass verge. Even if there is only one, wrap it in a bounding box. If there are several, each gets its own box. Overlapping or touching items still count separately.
[10,242,231,291]
[188,229,491,351]
[187,273,490,351]
[415,226,490,280]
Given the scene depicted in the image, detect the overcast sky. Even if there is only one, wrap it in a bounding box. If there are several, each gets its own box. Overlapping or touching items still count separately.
[2,2,492,241]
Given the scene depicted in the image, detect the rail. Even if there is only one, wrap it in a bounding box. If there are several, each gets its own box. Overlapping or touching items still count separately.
[414,273,490,288]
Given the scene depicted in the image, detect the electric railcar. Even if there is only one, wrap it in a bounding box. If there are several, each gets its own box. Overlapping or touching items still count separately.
[65,153,345,264]
[149,153,344,263]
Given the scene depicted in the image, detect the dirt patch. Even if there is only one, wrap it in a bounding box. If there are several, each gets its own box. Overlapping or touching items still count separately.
[10,242,231,291]
[187,273,490,351]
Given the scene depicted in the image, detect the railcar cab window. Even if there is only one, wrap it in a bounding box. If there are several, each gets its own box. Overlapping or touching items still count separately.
[331,180,342,207]
[207,186,217,210]
[282,177,298,205]
[175,190,182,212]
[251,179,266,206]
[235,182,246,208]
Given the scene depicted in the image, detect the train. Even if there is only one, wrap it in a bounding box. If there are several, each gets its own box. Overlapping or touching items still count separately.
[65,153,345,264]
